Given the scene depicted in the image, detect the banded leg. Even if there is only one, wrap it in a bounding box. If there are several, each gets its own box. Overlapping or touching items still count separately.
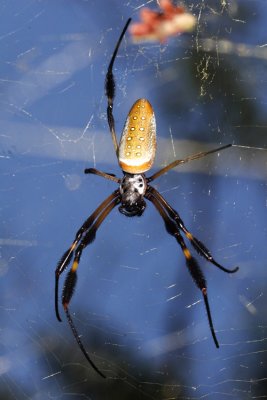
[147,186,238,274]
[105,18,131,155]
[61,195,120,379]
[62,195,120,311]
[55,190,120,322]
[145,189,220,348]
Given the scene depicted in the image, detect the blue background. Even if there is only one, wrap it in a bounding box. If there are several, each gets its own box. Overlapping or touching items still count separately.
[0,1,266,399]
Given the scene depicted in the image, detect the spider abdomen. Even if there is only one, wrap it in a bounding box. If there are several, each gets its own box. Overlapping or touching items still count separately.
[119,98,156,174]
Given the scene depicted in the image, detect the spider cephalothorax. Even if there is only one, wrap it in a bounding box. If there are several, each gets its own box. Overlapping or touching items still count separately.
[119,173,147,216]
[55,18,238,379]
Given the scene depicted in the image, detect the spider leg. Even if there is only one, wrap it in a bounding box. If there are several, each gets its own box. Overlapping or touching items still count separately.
[147,144,232,182]
[55,190,120,322]
[148,186,238,274]
[62,195,120,310]
[64,307,106,379]
[105,18,131,156]
[84,167,120,183]
[145,188,219,348]
[61,194,120,379]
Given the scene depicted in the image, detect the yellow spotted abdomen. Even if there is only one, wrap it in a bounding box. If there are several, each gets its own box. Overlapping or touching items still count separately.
[118,99,156,174]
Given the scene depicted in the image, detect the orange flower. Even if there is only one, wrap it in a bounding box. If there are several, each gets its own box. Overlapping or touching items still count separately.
[130,0,196,43]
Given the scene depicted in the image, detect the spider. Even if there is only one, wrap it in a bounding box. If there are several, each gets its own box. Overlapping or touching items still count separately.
[55,18,238,379]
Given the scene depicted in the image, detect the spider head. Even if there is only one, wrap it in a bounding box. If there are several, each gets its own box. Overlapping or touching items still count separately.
[119,173,147,217]
[119,199,146,217]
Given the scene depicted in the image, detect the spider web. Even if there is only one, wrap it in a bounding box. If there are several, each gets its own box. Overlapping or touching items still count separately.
[0,1,266,399]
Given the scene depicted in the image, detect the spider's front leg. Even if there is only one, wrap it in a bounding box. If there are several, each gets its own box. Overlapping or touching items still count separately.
[61,194,119,313]
[146,188,220,347]
[56,191,120,379]
[55,190,120,322]
[148,186,239,274]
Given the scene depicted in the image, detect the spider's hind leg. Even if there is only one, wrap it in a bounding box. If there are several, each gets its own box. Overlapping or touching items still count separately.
[105,18,132,155]
[84,168,120,183]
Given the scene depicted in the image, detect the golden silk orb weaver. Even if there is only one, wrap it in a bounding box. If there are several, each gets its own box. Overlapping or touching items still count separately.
[55,18,238,379]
